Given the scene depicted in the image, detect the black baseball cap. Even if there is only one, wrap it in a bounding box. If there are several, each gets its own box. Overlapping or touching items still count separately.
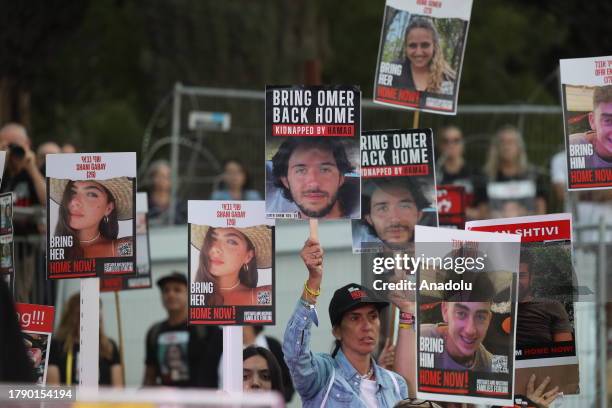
[328,283,389,327]
[156,271,188,289]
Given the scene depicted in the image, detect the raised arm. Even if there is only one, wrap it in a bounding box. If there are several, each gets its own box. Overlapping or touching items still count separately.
[388,289,417,398]
[282,238,331,401]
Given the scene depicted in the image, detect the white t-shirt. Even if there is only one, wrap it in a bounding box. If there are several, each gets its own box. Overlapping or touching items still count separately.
[360,378,378,408]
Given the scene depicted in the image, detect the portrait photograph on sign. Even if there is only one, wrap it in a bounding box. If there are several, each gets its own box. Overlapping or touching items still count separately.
[265,85,361,220]
[46,152,137,279]
[189,200,275,325]
[352,128,438,253]
[16,303,55,385]
[561,55,612,190]
[101,192,152,291]
[415,226,520,406]
[467,214,579,400]
[373,0,473,114]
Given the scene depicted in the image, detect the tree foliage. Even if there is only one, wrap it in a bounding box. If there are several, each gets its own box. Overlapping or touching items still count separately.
[0,0,611,153]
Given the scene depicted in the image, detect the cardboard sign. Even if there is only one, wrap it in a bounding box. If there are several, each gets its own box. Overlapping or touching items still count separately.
[188,200,275,325]
[265,85,361,219]
[436,184,465,229]
[466,214,579,400]
[16,303,55,385]
[373,0,473,115]
[560,55,612,190]
[101,192,152,291]
[415,226,520,406]
[46,153,137,279]
[352,128,438,253]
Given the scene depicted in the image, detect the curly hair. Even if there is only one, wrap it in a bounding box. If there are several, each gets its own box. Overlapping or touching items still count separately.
[403,17,456,93]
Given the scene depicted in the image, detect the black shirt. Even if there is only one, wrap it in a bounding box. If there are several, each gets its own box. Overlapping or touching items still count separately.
[437,163,487,206]
[516,301,573,347]
[48,338,120,385]
[145,319,222,388]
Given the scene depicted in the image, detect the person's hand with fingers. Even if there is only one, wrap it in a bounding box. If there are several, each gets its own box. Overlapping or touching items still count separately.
[300,238,324,304]
[526,374,560,408]
[377,338,396,370]
[386,285,415,315]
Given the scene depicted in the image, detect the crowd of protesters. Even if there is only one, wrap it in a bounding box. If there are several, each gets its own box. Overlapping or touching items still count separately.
[0,119,598,408]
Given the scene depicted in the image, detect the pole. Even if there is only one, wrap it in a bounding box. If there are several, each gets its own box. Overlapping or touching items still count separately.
[309,219,319,241]
[114,291,126,386]
[597,216,607,408]
[168,82,183,225]
[222,326,243,392]
[80,278,100,388]
[412,110,420,129]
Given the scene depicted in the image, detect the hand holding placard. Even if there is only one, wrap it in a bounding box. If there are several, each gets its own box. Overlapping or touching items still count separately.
[299,236,323,304]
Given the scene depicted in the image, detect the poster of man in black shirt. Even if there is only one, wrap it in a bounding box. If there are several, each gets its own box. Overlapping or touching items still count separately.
[467,213,579,399]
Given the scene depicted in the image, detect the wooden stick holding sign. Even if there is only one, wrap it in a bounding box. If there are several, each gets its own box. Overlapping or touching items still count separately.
[309,218,319,242]
[114,291,126,386]
[412,110,420,128]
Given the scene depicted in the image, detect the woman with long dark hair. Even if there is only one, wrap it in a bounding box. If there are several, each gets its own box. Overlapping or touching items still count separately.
[51,177,133,258]
[243,346,285,395]
[47,293,123,386]
[192,224,272,306]
[211,159,261,201]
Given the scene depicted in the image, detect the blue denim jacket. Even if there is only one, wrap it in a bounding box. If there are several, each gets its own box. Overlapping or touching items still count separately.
[283,301,408,407]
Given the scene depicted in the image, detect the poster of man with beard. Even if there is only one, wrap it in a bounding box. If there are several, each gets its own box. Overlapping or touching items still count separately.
[352,128,438,253]
[265,85,361,220]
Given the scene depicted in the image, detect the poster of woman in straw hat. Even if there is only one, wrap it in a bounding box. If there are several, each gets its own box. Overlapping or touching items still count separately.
[188,200,275,325]
[101,192,152,291]
[46,152,136,279]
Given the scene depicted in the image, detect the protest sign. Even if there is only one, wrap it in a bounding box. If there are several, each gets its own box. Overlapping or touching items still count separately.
[189,200,274,325]
[352,128,437,253]
[101,192,152,291]
[560,55,612,190]
[436,184,465,229]
[486,180,538,219]
[0,151,5,184]
[0,192,14,277]
[415,225,520,406]
[373,0,473,115]
[46,152,136,279]
[16,303,55,385]
[265,85,361,219]
[466,214,579,399]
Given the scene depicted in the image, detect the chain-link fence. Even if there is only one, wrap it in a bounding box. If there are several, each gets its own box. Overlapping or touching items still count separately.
[140,85,566,222]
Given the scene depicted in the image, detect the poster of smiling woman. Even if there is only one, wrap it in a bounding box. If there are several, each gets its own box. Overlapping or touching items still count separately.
[46,152,136,279]
[373,0,473,115]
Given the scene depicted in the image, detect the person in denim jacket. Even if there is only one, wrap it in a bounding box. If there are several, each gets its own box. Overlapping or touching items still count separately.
[283,238,408,407]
